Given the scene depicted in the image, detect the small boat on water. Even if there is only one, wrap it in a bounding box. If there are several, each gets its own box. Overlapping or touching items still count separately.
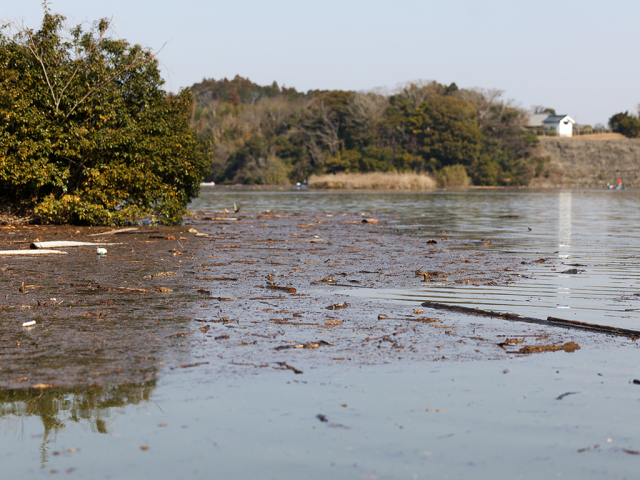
[200,181,215,186]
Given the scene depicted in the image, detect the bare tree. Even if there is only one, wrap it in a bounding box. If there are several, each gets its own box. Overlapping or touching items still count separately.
[6,12,164,122]
[346,92,388,148]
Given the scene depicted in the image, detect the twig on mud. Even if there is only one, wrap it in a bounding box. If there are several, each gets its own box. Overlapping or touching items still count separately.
[171,362,209,370]
[274,362,303,374]
[87,227,139,236]
[275,340,332,350]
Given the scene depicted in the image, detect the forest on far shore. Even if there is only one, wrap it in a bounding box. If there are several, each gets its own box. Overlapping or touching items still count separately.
[189,75,545,186]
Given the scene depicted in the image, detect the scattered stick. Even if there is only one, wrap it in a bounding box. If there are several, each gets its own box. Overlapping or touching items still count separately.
[267,285,297,293]
[275,340,332,350]
[79,284,149,294]
[326,302,350,310]
[420,301,640,339]
[171,362,209,370]
[274,362,303,374]
[513,342,581,354]
[556,391,580,400]
[87,227,139,236]
[577,444,599,452]
[378,316,440,323]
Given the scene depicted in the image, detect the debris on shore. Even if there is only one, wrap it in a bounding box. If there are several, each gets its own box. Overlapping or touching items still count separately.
[0,212,621,389]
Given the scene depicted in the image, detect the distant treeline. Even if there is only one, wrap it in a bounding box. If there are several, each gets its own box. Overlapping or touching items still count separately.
[189,75,542,186]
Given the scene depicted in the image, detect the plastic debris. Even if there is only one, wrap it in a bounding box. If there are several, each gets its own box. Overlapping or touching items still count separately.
[0,249,68,255]
[22,320,36,327]
[97,248,107,255]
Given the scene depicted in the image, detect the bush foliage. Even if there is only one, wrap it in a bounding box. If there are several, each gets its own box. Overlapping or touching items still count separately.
[435,164,471,188]
[0,9,208,224]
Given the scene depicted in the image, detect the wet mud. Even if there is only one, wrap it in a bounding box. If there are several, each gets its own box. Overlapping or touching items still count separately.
[0,212,633,390]
[0,224,200,388]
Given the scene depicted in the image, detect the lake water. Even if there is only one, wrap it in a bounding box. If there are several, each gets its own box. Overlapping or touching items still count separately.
[192,187,640,329]
[3,188,640,479]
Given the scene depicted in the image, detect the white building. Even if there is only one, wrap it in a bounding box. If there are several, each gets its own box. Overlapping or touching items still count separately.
[543,115,576,137]
[527,113,576,137]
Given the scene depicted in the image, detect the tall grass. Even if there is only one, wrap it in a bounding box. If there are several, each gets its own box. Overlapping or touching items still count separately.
[308,172,437,190]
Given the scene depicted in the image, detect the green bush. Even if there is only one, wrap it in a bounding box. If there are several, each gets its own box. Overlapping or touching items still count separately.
[609,112,640,138]
[0,9,208,224]
[435,164,471,188]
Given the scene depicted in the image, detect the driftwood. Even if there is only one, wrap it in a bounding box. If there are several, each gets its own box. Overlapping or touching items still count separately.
[420,301,640,339]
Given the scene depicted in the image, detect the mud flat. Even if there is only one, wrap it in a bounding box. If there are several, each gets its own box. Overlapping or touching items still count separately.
[0,212,630,389]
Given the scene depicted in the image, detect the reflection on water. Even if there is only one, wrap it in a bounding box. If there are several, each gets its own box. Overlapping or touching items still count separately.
[191,188,640,328]
[558,191,572,248]
[0,380,156,467]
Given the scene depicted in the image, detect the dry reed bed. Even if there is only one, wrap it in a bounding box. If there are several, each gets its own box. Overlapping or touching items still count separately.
[308,172,437,190]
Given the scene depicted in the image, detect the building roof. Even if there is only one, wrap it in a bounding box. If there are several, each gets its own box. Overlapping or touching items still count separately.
[543,115,575,125]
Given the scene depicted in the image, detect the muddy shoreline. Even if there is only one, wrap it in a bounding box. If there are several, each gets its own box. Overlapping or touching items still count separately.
[0,211,631,390]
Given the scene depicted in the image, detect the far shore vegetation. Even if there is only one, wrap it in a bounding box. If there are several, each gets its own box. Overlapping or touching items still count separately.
[191,76,542,189]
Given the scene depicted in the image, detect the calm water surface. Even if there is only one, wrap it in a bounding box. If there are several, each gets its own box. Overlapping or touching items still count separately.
[3,188,640,479]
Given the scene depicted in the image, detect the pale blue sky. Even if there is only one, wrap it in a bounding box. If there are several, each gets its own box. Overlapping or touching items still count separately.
[3,0,639,126]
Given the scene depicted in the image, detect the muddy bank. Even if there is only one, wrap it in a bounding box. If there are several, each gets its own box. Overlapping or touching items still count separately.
[535,137,640,188]
[0,225,202,388]
[0,212,630,390]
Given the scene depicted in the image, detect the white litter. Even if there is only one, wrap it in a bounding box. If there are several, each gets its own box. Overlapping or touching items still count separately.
[0,250,68,255]
[31,241,121,249]
[22,321,36,327]
[97,248,107,255]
